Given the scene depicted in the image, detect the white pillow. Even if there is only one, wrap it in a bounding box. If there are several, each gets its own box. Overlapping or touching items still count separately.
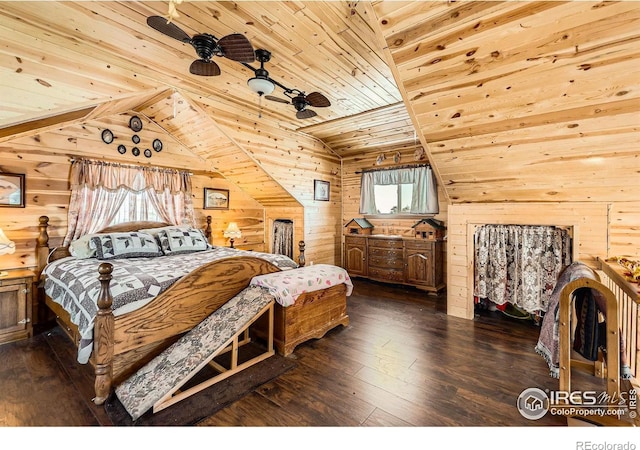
[69,234,97,259]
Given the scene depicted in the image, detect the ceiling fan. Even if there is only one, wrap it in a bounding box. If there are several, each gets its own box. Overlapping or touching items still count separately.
[242,49,331,119]
[146,15,255,76]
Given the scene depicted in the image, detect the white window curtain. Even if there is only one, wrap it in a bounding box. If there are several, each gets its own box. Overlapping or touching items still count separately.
[359,165,438,214]
[64,159,195,245]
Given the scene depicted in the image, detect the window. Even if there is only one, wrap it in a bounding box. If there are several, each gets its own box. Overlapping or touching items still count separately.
[107,190,163,226]
[63,159,195,245]
[359,165,438,216]
[373,183,413,214]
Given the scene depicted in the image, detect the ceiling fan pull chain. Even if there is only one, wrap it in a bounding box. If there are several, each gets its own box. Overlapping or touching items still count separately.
[258,94,263,119]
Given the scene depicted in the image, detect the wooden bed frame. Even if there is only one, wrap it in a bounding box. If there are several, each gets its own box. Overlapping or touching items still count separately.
[35,215,349,405]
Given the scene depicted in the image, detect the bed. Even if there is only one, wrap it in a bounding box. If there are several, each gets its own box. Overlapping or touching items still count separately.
[35,215,350,405]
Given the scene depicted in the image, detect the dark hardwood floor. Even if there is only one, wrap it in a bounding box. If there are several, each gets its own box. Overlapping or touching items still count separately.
[0,278,616,430]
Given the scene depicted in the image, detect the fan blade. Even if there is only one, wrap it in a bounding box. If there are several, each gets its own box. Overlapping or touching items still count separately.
[305,92,331,108]
[296,109,317,119]
[265,95,291,104]
[147,16,191,43]
[189,59,221,76]
[217,33,255,63]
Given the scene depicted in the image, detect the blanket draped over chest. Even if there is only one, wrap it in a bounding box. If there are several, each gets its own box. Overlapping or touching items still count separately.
[42,247,298,363]
[534,261,630,379]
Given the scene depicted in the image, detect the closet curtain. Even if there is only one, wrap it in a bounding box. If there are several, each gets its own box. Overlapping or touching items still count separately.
[64,159,195,245]
[473,225,572,314]
[359,165,438,214]
[272,220,294,258]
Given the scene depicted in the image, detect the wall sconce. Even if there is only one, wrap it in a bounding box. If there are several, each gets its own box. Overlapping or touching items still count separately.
[223,222,242,249]
[0,227,16,277]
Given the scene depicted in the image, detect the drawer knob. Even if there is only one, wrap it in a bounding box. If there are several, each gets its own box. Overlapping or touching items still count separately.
[18,318,31,324]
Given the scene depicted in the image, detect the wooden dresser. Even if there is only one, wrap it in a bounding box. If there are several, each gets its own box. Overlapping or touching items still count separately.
[344,235,445,293]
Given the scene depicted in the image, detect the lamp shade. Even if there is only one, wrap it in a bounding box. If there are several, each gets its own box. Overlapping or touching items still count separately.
[223,222,242,239]
[247,76,275,96]
[0,228,15,256]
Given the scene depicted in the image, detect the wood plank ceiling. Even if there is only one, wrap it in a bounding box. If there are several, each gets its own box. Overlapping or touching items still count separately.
[0,1,638,205]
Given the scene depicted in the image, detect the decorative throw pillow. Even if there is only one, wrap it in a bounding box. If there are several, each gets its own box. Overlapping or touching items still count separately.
[90,232,162,260]
[157,228,209,255]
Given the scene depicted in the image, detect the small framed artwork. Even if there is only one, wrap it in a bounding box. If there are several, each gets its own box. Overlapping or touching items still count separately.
[314,179,330,201]
[0,173,25,207]
[204,188,229,210]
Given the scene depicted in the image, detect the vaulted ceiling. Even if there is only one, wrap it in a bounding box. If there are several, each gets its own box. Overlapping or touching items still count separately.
[1,1,638,204]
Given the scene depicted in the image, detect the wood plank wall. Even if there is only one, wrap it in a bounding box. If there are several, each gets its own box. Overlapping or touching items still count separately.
[446,202,640,319]
[341,146,448,272]
[0,113,263,271]
[205,107,343,266]
[0,109,344,271]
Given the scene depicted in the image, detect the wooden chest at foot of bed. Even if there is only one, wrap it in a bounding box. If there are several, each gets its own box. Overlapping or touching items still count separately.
[253,283,349,356]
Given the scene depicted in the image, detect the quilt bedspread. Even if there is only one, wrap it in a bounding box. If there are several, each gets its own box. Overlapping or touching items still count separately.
[42,247,297,363]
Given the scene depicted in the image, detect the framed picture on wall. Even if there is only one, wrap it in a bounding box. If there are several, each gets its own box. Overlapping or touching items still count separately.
[0,173,25,208]
[314,179,330,201]
[204,188,229,210]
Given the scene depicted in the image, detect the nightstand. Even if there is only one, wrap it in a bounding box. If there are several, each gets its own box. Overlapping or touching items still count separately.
[0,269,34,345]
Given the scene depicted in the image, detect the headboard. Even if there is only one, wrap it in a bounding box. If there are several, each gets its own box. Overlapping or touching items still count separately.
[35,215,305,280]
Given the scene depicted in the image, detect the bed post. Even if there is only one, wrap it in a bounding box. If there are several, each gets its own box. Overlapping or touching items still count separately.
[205,215,212,241]
[298,240,306,267]
[93,262,114,405]
[36,216,50,279]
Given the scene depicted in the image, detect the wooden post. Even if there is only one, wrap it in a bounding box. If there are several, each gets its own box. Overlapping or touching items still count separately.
[205,215,212,242]
[298,240,306,267]
[93,262,114,405]
[35,216,50,278]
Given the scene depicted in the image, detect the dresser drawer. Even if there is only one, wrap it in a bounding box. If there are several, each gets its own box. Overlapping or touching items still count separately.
[367,238,403,249]
[345,236,367,246]
[367,267,404,282]
[368,246,402,258]
[404,240,434,251]
[369,255,404,269]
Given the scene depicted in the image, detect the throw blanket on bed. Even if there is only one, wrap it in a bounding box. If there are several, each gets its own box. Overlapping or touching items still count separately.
[249,264,353,307]
[534,261,631,379]
[42,247,297,364]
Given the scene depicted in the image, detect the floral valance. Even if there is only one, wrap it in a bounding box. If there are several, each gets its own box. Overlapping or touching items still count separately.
[70,159,191,194]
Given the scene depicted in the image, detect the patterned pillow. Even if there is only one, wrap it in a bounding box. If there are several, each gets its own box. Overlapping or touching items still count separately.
[157,228,209,255]
[90,232,163,260]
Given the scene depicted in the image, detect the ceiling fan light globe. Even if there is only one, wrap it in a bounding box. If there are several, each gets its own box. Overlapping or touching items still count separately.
[248,77,275,95]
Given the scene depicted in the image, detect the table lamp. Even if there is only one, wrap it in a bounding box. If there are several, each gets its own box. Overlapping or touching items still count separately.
[0,227,16,277]
[223,222,242,249]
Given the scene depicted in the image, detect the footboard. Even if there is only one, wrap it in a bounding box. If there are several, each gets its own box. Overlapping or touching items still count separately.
[96,256,282,403]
